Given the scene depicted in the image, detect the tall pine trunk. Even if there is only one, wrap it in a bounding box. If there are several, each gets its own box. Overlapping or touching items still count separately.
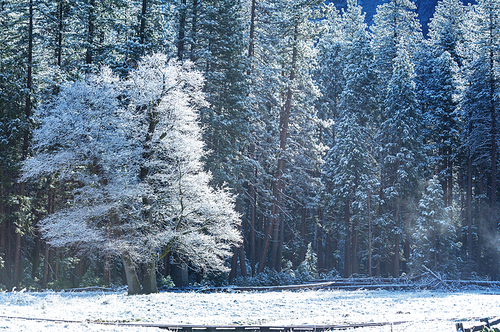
[344,202,351,278]
[177,0,187,60]
[86,0,95,66]
[258,24,298,273]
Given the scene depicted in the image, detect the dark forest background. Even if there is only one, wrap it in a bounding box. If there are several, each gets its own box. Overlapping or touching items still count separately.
[1,0,499,291]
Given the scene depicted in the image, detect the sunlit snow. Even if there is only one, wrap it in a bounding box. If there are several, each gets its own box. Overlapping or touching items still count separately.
[1,289,499,331]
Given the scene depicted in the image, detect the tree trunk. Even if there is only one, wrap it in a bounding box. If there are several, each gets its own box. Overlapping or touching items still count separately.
[171,258,189,287]
[86,0,95,66]
[257,24,298,274]
[56,0,63,67]
[393,223,400,277]
[0,174,5,283]
[190,0,199,62]
[139,0,147,46]
[488,42,498,279]
[270,205,282,271]
[121,253,142,295]
[142,260,158,294]
[300,207,307,263]
[248,0,256,60]
[250,158,256,276]
[368,192,372,277]
[324,231,331,271]
[229,246,238,281]
[352,219,359,275]
[344,202,351,278]
[247,0,256,270]
[13,0,35,287]
[239,242,247,278]
[42,184,55,288]
[316,218,323,273]
[177,0,187,60]
[103,254,111,287]
[393,138,402,278]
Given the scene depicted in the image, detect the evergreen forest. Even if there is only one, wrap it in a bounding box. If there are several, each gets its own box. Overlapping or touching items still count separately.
[1,0,500,293]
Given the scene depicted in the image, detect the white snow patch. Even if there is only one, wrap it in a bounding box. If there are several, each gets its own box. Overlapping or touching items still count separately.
[0,289,499,331]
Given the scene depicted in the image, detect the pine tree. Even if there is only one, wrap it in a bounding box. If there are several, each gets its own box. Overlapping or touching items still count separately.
[371,0,422,84]
[460,0,500,279]
[378,48,423,277]
[417,0,465,211]
[252,0,324,273]
[197,0,250,191]
[371,0,423,277]
[411,176,458,277]
[322,0,379,278]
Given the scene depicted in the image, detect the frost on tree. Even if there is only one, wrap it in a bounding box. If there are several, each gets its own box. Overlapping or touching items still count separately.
[22,54,241,295]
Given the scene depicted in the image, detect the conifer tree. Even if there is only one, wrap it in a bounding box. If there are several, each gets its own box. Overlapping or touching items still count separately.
[377,48,423,277]
[371,0,423,277]
[461,0,500,279]
[322,0,379,277]
[411,176,458,277]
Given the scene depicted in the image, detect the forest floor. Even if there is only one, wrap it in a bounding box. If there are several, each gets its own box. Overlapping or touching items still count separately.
[0,286,499,332]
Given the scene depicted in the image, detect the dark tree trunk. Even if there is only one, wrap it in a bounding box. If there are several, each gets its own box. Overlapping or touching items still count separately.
[229,246,238,281]
[488,40,498,279]
[324,231,331,271]
[344,202,351,278]
[300,207,306,263]
[467,110,474,273]
[257,24,297,274]
[139,0,147,46]
[122,253,142,295]
[142,260,158,294]
[351,219,359,275]
[316,218,323,273]
[56,0,63,67]
[177,0,187,60]
[368,193,372,277]
[0,174,6,284]
[190,0,199,62]
[250,159,256,276]
[86,0,95,66]
[247,0,256,273]
[239,242,247,278]
[14,0,35,287]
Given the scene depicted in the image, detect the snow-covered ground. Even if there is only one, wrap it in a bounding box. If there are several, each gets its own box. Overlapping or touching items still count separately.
[0,288,499,332]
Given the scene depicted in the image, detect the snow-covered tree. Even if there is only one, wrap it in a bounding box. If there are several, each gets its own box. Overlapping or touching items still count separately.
[411,176,458,276]
[22,54,241,294]
[371,0,422,85]
[322,0,379,277]
[460,0,500,279]
[197,0,250,191]
[417,0,465,208]
[314,4,343,123]
[377,48,423,277]
[370,0,423,277]
[251,0,325,273]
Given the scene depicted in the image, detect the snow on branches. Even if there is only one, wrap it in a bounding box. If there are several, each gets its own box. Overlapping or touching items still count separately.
[22,54,241,280]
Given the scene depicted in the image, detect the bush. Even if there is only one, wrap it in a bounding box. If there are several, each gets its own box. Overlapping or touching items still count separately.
[232,245,339,288]
[79,267,105,288]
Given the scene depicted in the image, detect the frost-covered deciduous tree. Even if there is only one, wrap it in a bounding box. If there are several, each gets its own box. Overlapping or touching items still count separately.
[22,54,241,294]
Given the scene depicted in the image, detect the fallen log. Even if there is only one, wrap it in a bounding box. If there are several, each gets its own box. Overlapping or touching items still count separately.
[422,265,452,291]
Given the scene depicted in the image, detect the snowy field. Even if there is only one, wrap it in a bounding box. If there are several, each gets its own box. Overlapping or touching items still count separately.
[1,288,499,332]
